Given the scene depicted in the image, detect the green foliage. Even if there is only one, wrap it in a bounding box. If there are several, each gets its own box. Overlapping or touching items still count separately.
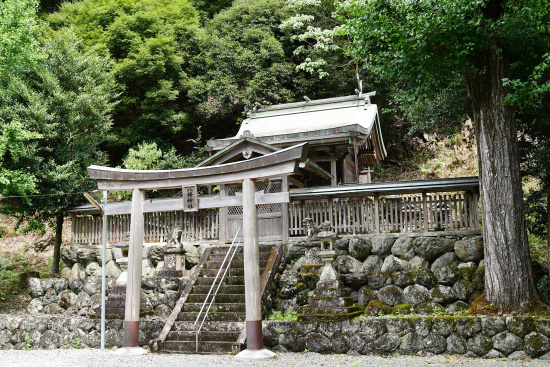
[123,141,205,171]
[537,275,550,300]
[49,0,200,161]
[0,252,33,297]
[0,27,117,221]
[268,309,298,321]
[529,233,548,269]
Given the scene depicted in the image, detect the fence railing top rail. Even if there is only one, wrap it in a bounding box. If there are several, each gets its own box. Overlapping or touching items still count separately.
[289,176,479,199]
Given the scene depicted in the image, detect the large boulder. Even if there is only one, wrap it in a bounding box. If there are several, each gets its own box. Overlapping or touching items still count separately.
[148,245,164,264]
[28,278,44,298]
[74,291,92,309]
[82,277,101,296]
[97,248,113,264]
[370,237,395,257]
[429,285,458,304]
[412,268,438,289]
[349,237,372,261]
[361,255,383,274]
[374,333,401,354]
[26,299,43,315]
[43,288,58,305]
[436,265,462,285]
[403,284,430,305]
[454,236,484,262]
[60,247,77,267]
[71,263,86,279]
[377,285,405,306]
[409,256,429,270]
[85,262,102,276]
[431,252,459,272]
[381,255,408,273]
[334,255,362,274]
[413,237,454,261]
[105,260,121,278]
[182,243,200,266]
[357,286,377,307]
[493,331,523,356]
[391,237,415,260]
[524,332,550,358]
[453,280,476,301]
[76,248,98,265]
[467,334,493,356]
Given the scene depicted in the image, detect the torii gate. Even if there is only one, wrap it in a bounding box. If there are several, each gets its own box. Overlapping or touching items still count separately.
[87,143,317,359]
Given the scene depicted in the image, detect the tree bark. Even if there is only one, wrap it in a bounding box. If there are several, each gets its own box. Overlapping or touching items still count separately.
[465,47,539,312]
[52,212,63,276]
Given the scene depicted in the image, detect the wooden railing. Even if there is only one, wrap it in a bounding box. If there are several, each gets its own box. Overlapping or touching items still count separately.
[288,192,480,236]
[71,185,480,245]
[72,209,219,245]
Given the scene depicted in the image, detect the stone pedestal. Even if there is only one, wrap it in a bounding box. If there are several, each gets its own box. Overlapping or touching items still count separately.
[116,258,129,285]
[157,246,185,278]
[299,226,362,321]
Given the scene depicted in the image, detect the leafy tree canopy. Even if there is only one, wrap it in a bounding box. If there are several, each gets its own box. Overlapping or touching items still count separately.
[48,0,200,163]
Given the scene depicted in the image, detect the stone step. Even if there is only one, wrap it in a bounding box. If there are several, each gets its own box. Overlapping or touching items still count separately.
[200,268,245,277]
[310,288,349,298]
[172,321,244,332]
[210,245,273,254]
[166,330,241,342]
[204,260,268,269]
[209,251,271,262]
[187,293,245,304]
[191,284,245,294]
[301,306,363,316]
[297,310,363,322]
[194,276,245,286]
[308,297,353,308]
[162,340,241,354]
[176,312,246,322]
[182,303,246,313]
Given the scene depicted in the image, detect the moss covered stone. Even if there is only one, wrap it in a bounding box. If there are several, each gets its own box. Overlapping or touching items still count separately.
[467,333,493,356]
[432,317,456,337]
[365,300,392,316]
[391,304,415,315]
[456,317,482,338]
[472,265,485,291]
[412,268,438,288]
[416,301,444,315]
[506,316,535,338]
[524,331,550,357]
[377,285,404,307]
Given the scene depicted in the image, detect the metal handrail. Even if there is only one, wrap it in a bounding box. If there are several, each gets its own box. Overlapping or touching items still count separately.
[194,222,243,352]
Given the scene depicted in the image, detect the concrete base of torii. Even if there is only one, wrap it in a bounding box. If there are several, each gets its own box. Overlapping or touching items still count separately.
[235,348,276,360]
[113,347,148,356]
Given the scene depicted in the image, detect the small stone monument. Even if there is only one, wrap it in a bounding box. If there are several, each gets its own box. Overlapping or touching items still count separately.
[298,222,362,321]
[157,227,186,278]
[314,221,340,289]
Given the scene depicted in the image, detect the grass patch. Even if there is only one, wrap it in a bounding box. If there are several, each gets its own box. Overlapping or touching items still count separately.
[268,309,298,321]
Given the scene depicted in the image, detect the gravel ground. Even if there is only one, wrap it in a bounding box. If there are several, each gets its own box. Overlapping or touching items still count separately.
[1,350,550,367]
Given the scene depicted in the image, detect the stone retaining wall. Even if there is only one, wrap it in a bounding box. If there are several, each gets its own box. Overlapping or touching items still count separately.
[26,276,185,317]
[0,314,164,350]
[263,316,550,360]
[275,232,484,314]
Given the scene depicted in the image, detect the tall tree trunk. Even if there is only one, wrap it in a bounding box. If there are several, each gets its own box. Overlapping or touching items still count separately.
[52,212,63,276]
[465,47,539,312]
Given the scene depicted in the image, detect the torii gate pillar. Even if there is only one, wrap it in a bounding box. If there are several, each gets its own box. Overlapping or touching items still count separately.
[235,179,275,360]
[120,188,147,354]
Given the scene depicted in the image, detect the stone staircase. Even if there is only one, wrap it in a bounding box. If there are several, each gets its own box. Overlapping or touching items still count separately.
[158,244,276,354]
